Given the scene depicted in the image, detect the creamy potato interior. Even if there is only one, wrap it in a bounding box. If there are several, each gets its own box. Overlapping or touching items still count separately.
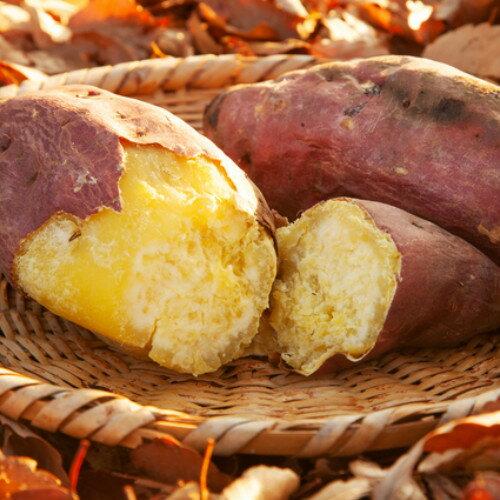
[16,143,276,375]
[270,200,401,375]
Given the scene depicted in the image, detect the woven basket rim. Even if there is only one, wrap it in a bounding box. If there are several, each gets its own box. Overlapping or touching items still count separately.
[0,54,499,457]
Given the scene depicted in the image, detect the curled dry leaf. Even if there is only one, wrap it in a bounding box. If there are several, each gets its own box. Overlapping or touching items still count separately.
[418,410,500,473]
[356,0,445,44]
[422,474,463,500]
[0,61,47,85]
[422,23,500,81]
[165,482,219,500]
[69,0,157,28]
[198,0,316,41]
[306,477,371,500]
[373,405,500,498]
[186,11,223,54]
[23,0,72,48]
[311,10,389,60]
[0,3,31,31]
[130,438,231,492]
[221,465,299,500]
[156,27,194,56]
[275,0,309,17]
[463,471,500,500]
[0,414,68,485]
[433,0,499,26]
[0,449,74,500]
[0,35,31,67]
[67,0,167,65]
[245,38,309,56]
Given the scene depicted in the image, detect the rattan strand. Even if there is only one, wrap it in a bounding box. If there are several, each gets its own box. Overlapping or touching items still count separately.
[0,54,498,457]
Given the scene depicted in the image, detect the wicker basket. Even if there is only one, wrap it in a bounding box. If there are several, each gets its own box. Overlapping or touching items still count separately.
[0,54,498,458]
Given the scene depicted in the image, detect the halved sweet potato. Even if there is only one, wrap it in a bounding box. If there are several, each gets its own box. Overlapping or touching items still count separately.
[0,85,277,375]
[270,198,500,375]
[204,55,500,264]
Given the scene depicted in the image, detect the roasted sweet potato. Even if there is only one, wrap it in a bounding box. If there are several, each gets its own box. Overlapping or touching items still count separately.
[0,85,278,375]
[270,198,500,375]
[204,55,500,264]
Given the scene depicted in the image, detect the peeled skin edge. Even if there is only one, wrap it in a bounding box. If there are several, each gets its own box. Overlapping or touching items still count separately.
[15,143,277,375]
[270,200,401,375]
[270,198,500,376]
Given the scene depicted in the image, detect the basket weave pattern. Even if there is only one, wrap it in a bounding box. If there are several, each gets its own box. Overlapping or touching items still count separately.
[0,54,499,457]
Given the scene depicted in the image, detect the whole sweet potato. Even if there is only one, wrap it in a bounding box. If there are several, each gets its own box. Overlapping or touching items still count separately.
[270,198,500,375]
[204,56,500,264]
[0,85,277,375]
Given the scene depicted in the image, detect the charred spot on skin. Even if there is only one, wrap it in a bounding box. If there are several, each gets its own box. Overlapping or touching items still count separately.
[0,134,11,152]
[26,172,38,185]
[344,103,366,117]
[135,128,147,138]
[386,82,409,104]
[116,112,127,119]
[241,152,252,165]
[431,98,465,123]
[411,221,425,229]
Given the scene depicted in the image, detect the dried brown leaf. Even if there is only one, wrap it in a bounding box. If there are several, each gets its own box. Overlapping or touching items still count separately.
[306,477,371,500]
[0,415,68,486]
[422,23,500,81]
[311,10,389,60]
[433,0,499,26]
[221,465,299,500]
[23,0,81,24]
[165,482,220,500]
[245,38,309,56]
[0,61,46,85]
[418,410,500,473]
[186,11,223,54]
[220,36,255,56]
[23,0,72,48]
[156,28,194,56]
[130,438,231,492]
[356,0,445,44]
[0,449,74,500]
[69,0,156,28]
[423,411,500,454]
[0,35,31,67]
[27,45,88,74]
[275,0,309,17]
[198,0,316,41]
[76,470,135,500]
[0,2,31,31]
[422,474,463,500]
[463,471,500,500]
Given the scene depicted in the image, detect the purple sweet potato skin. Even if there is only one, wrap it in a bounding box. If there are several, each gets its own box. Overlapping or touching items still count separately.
[204,55,500,264]
[319,198,500,373]
[0,85,274,283]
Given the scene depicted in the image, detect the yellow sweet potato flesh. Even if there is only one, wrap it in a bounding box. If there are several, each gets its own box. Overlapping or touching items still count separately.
[270,200,401,375]
[15,143,276,375]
